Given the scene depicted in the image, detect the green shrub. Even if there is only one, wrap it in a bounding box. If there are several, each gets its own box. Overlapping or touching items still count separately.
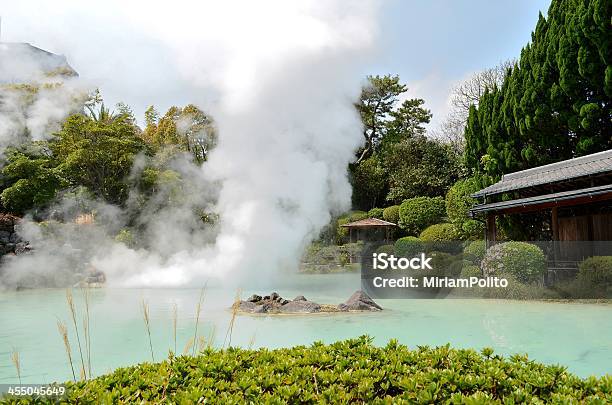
[115,228,135,247]
[461,264,482,278]
[447,259,471,277]
[375,244,395,255]
[577,256,612,286]
[419,223,459,241]
[445,177,484,239]
[348,211,368,222]
[481,242,546,283]
[394,236,422,257]
[398,196,445,235]
[382,205,400,224]
[335,217,350,244]
[464,240,486,264]
[41,337,610,403]
[367,207,384,219]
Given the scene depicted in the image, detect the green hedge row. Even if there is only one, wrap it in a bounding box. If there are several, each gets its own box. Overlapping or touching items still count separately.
[25,337,610,403]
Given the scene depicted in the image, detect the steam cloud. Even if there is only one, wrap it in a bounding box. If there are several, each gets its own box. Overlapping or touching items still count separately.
[0,1,379,288]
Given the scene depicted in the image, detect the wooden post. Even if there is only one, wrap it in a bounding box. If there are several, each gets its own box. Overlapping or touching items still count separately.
[551,207,559,241]
[485,213,497,249]
[551,206,559,266]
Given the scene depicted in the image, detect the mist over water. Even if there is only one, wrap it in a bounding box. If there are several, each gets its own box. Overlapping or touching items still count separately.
[0,1,380,288]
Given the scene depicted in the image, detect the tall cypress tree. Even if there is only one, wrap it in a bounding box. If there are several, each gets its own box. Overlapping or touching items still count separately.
[465,0,611,180]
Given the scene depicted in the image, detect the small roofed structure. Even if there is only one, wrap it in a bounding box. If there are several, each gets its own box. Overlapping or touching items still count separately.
[341,218,397,243]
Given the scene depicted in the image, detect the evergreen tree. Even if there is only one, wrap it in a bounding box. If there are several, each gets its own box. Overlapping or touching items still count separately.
[465,0,611,180]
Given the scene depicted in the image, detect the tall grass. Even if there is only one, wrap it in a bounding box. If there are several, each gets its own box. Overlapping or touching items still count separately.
[82,288,92,378]
[57,320,76,382]
[183,337,194,356]
[192,283,208,356]
[10,347,21,384]
[172,303,178,355]
[223,289,241,348]
[142,300,154,362]
[66,289,86,379]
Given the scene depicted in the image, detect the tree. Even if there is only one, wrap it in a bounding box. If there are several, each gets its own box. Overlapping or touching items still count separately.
[354,75,407,164]
[464,0,611,180]
[0,147,64,214]
[50,114,147,205]
[351,75,435,210]
[383,135,463,204]
[350,156,387,209]
[139,104,217,164]
[432,60,514,155]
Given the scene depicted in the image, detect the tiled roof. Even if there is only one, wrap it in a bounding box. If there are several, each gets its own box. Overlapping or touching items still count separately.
[472,149,612,198]
[340,218,396,227]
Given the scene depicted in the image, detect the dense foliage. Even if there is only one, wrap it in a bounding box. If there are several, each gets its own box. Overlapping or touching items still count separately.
[419,223,459,242]
[394,236,422,257]
[350,75,463,210]
[382,205,400,224]
[481,242,547,283]
[465,0,611,180]
[398,196,446,236]
[577,256,612,285]
[26,337,610,403]
[464,240,486,265]
[445,176,484,239]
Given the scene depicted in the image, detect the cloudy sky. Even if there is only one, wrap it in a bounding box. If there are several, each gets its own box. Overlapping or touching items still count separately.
[1,0,550,130]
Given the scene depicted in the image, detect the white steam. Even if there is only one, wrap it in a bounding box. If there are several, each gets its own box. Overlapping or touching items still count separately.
[0,43,90,148]
[1,1,380,288]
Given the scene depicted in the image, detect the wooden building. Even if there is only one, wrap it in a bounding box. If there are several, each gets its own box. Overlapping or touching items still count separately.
[470,149,612,274]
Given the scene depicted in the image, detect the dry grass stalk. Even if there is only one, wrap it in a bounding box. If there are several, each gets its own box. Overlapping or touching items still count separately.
[172,303,178,355]
[142,300,155,362]
[198,336,207,353]
[207,325,216,349]
[223,289,241,348]
[57,320,76,381]
[66,289,86,379]
[192,283,208,356]
[82,288,92,378]
[183,337,194,356]
[248,332,257,350]
[10,347,21,384]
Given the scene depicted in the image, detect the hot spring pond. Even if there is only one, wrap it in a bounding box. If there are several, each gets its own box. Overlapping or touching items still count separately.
[1,273,611,383]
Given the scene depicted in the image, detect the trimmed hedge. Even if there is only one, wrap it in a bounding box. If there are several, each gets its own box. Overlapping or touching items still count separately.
[32,337,610,403]
[398,196,445,235]
[577,256,612,286]
[394,236,422,257]
[461,264,482,278]
[382,205,400,224]
[481,242,546,283]
[445,177,484,239]
[367,207,384,219]
[464,240,486,264]
[419,223,459,242]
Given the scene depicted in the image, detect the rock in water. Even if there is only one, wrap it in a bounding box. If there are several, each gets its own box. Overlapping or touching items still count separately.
[238,301,257,312]
[247,294,262,303]
[293,295,307,301]
[340,290,383,311]
[280,300,321,313]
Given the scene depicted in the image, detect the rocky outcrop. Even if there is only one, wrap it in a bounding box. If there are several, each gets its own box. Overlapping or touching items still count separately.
[338,290,383,311]
[235,290,382,314]
[0,214,31,257]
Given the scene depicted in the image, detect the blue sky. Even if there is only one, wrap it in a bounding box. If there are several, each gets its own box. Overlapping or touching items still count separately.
[371,0,551,129]
[1,0,551,131]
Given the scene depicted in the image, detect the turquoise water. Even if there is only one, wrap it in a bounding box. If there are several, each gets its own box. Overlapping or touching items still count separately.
[1,273,611,383]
